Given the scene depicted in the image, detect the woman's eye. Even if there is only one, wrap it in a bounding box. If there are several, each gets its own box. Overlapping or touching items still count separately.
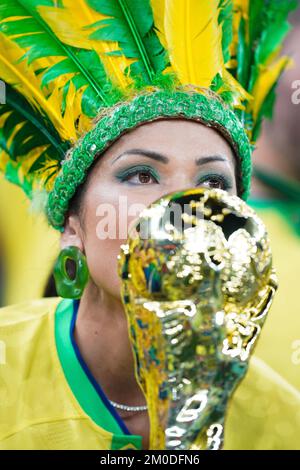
[122,170,158,185]
[198,175,230,190]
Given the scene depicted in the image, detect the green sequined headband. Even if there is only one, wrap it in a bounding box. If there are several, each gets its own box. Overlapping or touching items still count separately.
[46,90,252,231]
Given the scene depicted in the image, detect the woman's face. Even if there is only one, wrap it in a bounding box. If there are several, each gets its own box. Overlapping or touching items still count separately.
[62,119,237,300]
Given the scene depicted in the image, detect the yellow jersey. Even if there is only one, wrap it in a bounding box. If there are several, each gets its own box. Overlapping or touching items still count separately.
[0,297,299,450]
[250,200,300,391]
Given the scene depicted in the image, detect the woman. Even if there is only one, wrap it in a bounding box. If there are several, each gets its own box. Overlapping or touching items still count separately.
[0,0,299,450]
[59,118,238,450]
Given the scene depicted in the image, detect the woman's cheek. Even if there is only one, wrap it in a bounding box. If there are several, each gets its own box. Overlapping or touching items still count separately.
[85,235,123,297]
[82,182,163,295]
[82,190,128,297]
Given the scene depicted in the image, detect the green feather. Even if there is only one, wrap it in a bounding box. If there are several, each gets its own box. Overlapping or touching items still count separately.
[249,0,298,92]
[86,0,167,84]
[0,0,119,118]
[4,160,34,198]
[235,0,297,92]
[0,84,69,189]
[232,0,297,142]
[4,85,67,157]
[251,80,278,142]
[218,0,233,64]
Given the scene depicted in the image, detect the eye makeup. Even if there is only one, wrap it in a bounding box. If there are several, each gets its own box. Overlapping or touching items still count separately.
[114,164,233,191]
[196,172,233,191]
[114,164,160,184]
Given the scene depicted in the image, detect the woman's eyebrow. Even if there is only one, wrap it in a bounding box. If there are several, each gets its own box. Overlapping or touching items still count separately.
[111,150,227,166]
[195,155,227,166]
[111,149,169,165]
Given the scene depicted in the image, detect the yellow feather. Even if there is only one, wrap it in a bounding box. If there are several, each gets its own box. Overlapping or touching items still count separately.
[60,80,90,144]
[233,0,249,13]
[150,0,167,49]
[20,146,49,175]
[0,111,27,170]
[0,33,74,141]
[0,111,9,129]
[38,1,132,91]
[0,112,11,172]
[230,0,249,58]
[219,70,252,108]
[0,150,9,173]
[9,145,57,192]
[162,0,224,87]
[152,0,249,106]
[250,56,291,121]
[48,77,93,141]
[0,34,46,110]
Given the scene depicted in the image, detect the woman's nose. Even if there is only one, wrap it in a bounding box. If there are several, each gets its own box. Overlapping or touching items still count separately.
[163,175,197,197]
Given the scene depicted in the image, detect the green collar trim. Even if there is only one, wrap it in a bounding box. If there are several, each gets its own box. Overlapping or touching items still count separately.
[47,89,252,230]
[54,298,143,450]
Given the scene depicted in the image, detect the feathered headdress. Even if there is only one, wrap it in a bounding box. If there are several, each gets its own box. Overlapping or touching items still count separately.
[0,0,297,230]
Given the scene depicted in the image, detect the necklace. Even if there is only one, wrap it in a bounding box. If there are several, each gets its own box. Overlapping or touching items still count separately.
[109,400,148,412]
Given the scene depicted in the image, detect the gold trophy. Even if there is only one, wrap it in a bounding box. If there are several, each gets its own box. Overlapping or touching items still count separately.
[118,188,277,450]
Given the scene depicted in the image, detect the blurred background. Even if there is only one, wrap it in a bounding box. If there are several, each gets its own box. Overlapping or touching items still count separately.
[0,8,299,392]
[249,7,300,391]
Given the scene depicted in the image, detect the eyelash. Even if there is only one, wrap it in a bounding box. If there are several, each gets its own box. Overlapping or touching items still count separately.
[116,167,232,190]
[115,165,160,184]
[196,173,232,190]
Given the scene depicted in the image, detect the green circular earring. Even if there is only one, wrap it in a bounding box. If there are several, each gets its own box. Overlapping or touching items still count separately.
[54,246,89,299]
